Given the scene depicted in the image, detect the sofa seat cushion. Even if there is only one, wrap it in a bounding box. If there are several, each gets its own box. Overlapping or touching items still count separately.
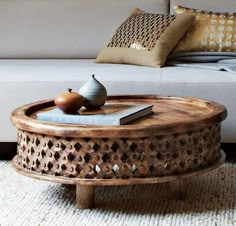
[160,66,236,83]
[0,59,162,83]
[0,59,235,84]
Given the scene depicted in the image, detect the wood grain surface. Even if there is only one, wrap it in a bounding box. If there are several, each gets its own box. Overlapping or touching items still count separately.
[10,95,227,138]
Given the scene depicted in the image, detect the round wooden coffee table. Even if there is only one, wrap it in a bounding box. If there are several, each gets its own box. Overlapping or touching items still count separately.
[11,95,227,208]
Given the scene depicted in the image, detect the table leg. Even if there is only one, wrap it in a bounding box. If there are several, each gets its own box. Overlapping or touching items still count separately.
[169,179,186,200]
[76,184,95,209]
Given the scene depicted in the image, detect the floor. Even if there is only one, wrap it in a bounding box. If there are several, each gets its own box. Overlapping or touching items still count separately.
[221,143,236,162]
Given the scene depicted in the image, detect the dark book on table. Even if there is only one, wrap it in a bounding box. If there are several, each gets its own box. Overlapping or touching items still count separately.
[37,102,153,126]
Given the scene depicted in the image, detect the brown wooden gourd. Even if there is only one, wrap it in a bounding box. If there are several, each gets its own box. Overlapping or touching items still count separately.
[54,88,84,113]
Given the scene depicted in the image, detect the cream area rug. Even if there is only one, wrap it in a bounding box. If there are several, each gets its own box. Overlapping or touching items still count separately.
[0,161,236,226]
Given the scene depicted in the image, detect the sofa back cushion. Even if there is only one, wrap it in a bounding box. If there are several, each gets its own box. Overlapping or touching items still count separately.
[0,0,169,59]
[170,0,236,13]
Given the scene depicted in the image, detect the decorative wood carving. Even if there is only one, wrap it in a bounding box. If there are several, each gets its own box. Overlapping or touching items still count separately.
[16,123,222,179]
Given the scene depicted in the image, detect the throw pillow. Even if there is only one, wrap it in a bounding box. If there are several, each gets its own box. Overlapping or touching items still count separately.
[95,8,195,67]
[174,5,236,53]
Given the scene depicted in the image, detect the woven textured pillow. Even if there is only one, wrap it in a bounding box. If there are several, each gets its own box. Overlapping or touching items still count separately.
[95,8,195,67]
[174,5,236,53]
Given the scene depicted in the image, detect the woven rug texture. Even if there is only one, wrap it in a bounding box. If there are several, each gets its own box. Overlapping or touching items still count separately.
[0,161,236,226]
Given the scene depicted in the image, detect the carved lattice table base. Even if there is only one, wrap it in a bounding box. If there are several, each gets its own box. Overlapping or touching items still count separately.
[16,124,221,179]
[11,95,227,208]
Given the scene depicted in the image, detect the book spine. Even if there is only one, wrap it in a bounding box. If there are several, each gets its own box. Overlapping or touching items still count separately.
[37,114,121,126]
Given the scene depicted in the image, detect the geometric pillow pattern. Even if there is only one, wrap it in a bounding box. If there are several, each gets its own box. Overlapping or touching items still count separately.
[96,8,195,67]
[107,13,176,51]
[174,5,236,53]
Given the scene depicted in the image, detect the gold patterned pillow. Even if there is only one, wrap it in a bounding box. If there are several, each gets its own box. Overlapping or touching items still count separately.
[174,5,236,53]
[95,8,195,67]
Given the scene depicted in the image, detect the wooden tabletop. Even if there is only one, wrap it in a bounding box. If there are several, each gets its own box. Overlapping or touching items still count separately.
[10,95,227,138]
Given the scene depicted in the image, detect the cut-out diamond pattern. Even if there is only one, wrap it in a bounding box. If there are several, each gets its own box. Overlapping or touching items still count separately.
[131,164,137,173]
[111,142,119,152]
[47,162,53,170]
[94,165,101,173]
[149,165,155,172]
[16,123,221,179]
[74,143,82,151]
[67,153,75,162]
[41,150,46,158]
[75,165,81,174]
[93,143,100,152]
[36,159,40,168]
[84,153,91,163]
[54,152,60,161]
[26,136,30,144]
[30,147,35,155]
[112,164,120,173]
[61,164,67,171]
[47,140,53,149]
[130,143,137,151]
[121,153,128,163]
[102,153,110,163]
[61,143,66,150]
[35,138,40,146]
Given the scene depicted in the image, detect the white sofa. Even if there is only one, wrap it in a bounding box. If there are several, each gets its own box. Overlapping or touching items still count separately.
[1,0,236,149]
